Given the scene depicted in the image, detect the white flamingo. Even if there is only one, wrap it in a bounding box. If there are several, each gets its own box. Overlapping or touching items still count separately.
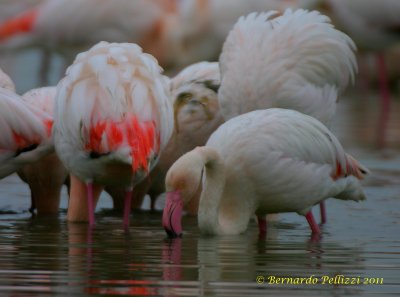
[162,108,368,237]
[0,0,177,84]
[53,41,173,227]
[16,86,68,215]
[218,9,357,226]
[0,69,53,179]
[107,61,223,214]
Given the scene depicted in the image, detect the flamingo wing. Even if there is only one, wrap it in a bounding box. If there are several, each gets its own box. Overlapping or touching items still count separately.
[54,41,173,182]
[0,88,53,178]
[219,9,357,124]
[207,108,367,214]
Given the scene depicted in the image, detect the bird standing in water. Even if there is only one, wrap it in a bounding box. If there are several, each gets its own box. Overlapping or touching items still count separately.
[163,109,368,237]
[0,68,53,180]
[53,41,173,227]
[218,9,357,227]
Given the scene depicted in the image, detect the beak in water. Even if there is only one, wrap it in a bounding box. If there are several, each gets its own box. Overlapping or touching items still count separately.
[162,191,183,238]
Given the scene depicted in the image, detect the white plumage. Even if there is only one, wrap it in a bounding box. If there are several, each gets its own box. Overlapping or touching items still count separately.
[219,9,357,125]
[0,86,53,178]
[54,41,173,226]
[107,61,223,213]
[16,86,67,215]
[163,109,368,236]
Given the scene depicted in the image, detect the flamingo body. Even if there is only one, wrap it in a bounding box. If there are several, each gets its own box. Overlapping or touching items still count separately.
[163,109,368,236]
[108,61,223,213]
[0,87,53,179]
[54,41,173,225]
[16,86,68,215]
[219,9,357,125]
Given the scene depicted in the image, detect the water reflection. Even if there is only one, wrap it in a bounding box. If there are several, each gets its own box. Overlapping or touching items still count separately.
[0,75,399,296]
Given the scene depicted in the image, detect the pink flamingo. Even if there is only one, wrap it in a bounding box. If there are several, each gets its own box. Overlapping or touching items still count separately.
[218,9,357,227]
[16,86,68,215]
[106,61,223,214]
[163,109,368,237]
[53,41,173,227]
[0,69,53,179]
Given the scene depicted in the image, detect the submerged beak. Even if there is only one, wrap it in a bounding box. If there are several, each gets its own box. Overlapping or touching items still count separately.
[162,191,183,238]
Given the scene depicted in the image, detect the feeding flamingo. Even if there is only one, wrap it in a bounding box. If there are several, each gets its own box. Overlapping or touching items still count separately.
[218,9,357,225]
[53,41,173,227]
[0,69,54,179]
[16,86,68,215]
[163,108,368,237]
[107,61,223,214]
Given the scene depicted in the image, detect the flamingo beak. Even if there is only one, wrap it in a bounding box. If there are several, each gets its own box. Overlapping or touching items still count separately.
[162,190,183,238]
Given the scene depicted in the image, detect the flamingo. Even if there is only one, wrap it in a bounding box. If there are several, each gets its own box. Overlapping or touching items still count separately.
[0,69,54,179]
[16,86,68,215]
[53,41,173,227]
[0,0,177,84]
[218,9,357,225]
[107,61,223,214]
[325,0,400,148]
[162,108,368,237]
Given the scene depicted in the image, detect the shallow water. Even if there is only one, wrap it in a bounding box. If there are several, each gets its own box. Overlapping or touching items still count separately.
[1,52,400,296]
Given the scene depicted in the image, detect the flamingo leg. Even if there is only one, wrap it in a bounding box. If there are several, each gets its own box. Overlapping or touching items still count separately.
[123,190,133,228]
[29,192,36,214]
[319,201,327,224]
[376,53,391,149]
[86,182,95,227]
[305,211,320,234]
[257,216,267,235]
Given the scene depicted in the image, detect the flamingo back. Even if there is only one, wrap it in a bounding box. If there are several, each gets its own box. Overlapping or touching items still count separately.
[54,41,173,182]
[22,86,57,115]
[219,9,357,124]
[0,88,53,177]
[206,109,367,214]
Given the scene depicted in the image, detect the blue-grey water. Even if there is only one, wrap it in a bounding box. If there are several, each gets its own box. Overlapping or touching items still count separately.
[0,50,400,296]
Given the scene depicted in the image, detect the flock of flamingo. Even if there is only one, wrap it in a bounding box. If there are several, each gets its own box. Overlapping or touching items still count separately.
[0,0,398,239]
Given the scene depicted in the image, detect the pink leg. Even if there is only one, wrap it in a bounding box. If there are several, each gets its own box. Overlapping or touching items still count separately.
[123,190,133,228]
[376,53,391,149]
[305,211,320,234]
[257,216,267,235]
[319,201,327,224]
[86,182,95,227]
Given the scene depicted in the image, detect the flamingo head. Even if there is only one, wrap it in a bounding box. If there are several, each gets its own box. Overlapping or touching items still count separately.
[162,190,183,238]
[163,149,204,237]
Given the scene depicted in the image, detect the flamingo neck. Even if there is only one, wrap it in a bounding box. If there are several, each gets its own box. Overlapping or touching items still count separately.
[196,147,225,235]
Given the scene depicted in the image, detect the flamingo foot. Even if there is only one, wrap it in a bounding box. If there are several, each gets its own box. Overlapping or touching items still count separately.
[86,182,95,227]
[123,190,133,228]
[319,201,327,224]
[305,211,320,235]
[257,216,267,236]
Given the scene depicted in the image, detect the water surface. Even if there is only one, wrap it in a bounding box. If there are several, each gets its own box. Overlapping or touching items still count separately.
[0,60,399,296]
